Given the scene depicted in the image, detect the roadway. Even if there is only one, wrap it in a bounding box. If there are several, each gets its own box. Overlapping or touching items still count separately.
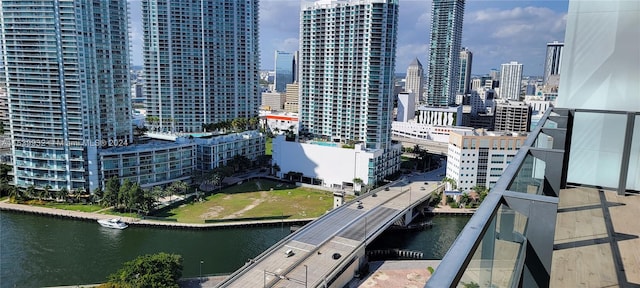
[217,166,447,288]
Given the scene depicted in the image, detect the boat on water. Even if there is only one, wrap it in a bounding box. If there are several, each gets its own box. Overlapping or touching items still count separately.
[97,218,128,230]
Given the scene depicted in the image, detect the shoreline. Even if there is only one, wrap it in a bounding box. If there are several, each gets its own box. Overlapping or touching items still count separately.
[0,200,314,230]
[0,199,474,230]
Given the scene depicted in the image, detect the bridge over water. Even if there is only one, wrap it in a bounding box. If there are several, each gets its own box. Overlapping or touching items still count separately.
[217,179,445,288]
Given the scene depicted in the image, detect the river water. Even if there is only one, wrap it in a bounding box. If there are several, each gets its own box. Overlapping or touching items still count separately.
[0,211,468,288]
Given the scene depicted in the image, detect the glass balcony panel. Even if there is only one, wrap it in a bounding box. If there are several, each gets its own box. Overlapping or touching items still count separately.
[507,153,545,195]
[567,112,626,188]
[628,115,640,191]
[542,118,558,129]
[457,204,528,288]
[534,132,554,149]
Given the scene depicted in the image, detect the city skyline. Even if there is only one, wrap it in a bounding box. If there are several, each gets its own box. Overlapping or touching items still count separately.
[127,0,568,76]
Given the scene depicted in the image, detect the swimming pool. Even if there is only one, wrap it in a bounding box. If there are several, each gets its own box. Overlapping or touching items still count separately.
[310,141,338,147]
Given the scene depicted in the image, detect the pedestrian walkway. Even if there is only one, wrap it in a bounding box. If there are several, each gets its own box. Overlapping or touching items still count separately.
[0,200,314,230]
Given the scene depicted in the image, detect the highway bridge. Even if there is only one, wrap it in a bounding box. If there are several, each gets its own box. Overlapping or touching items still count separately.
[391,136,448,156]
[217,179,445,288]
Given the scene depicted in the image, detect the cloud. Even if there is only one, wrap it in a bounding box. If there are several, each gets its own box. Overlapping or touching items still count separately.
[126,0,568,76]
[463,6,567,75]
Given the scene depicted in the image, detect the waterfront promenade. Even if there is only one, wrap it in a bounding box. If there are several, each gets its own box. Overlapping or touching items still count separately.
[0,199,314,230]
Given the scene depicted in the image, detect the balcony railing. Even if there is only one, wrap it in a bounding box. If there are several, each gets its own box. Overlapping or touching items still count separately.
[426,107,640,287]
[425,107,568,288]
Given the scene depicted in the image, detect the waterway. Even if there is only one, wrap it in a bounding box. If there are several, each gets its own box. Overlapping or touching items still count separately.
[0,211,469,288]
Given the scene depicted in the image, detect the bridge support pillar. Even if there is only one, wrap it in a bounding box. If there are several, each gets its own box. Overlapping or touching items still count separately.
[403,209,413,227]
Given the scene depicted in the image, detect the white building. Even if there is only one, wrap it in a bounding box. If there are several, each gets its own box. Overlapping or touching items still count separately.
[194,131,265,171]
[143,0,260,133]
[392,122,474,143]
[397,93,416,122]
[499,61,523,100]
[261,112,299,134]
[446,129,528,191]
[100,140,196,188]
[272,136,401,189]
[279,0,401,189]
[415,105,463,126]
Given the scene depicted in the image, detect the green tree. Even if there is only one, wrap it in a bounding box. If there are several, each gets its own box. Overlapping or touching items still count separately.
[92,187,103,204]
[169,181,188,197]
[103,177,120,207]
[249,116,259,130]
[104,253,183,288]
[442,177,457,190]
[460,193,470,207]
[25,185,36,200]
[118,179,133,210]
[8,186,18,202]
[56,188,68,202]
[353,178,363,193]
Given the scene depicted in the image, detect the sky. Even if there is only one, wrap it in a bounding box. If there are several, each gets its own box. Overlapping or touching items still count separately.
[127,0,569,76]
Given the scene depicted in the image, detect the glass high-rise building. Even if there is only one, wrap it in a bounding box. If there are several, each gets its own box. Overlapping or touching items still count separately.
[0,0,132,192]
[299,0,398,150]
[274,51,296,93]
[543,41,563,86]
[426,0,465,107]
[458,47,473,95]
[143,0,260,133]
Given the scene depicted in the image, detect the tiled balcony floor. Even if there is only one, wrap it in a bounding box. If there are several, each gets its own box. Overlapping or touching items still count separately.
[551,186,640,287]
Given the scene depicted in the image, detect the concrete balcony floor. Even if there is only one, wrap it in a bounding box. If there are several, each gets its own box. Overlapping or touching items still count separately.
[551,186,640,287]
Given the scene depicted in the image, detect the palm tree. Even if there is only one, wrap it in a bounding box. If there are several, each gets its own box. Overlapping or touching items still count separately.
[26,185,36,200]
[460,193,470,207]
[8,186,18,202]
[413,144,421,155]
[353,178,363,193]
[169,180,189,197]
[249,117,259,130]
[43,185,52,201]
[57,187,68,202]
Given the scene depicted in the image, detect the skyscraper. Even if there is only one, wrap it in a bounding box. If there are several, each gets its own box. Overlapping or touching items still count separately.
[543,41,563,86]
[426,0,465,107]
[500,61,523,100]
[405,58,425,105]
[274,51,296,92]
[458,47,473,95]
[299,0,398,150]
[0,0,132,191]
[143,0,260,133]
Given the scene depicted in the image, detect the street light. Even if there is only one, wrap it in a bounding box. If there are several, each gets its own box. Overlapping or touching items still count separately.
[200,260,204,284]
[304,264,308,288]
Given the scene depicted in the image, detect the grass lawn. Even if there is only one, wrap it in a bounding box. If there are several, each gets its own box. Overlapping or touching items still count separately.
[100,209,140,218]
[40,202,104,213]
[265,137,273,156]
[156,179,342,223]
